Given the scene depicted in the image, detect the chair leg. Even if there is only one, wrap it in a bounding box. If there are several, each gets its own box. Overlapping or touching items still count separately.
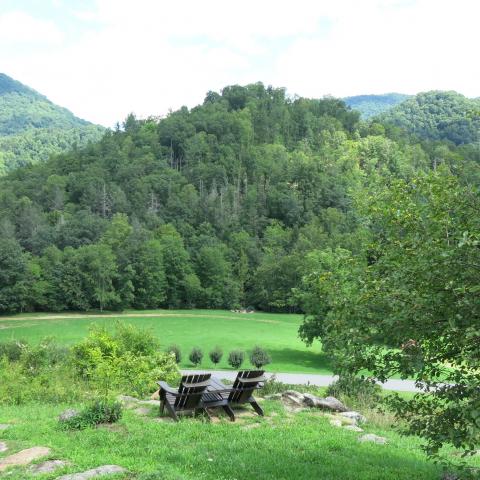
[160,400,165,415]
[203,408,213,422]
[164,402,179,422]
[223,405,235,422]
[250,400,264,416]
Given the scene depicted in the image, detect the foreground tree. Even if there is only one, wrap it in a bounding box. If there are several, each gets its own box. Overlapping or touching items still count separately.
[299,170,480,465]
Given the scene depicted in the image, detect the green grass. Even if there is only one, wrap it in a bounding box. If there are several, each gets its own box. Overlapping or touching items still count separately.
[0,400,462,480]
[0,310,332,374]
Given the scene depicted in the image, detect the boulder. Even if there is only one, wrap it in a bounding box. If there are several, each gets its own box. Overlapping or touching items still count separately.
[150,390,160,400]
[138,400,159,406]
[0,442,7,453]
[344,425,363,432]
[330,419,342,427]
[56,465,127,480]
[358,433,387,444]
[58,409,80,422]
[340,411,366,424]
[0,447,51,472]
[117,395,139,404]
[30,460,69,475]
[0,424,9,431]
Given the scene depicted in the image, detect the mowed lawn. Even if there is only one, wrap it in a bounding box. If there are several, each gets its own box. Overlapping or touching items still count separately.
[0,401,451,480]
[0,309,332,374]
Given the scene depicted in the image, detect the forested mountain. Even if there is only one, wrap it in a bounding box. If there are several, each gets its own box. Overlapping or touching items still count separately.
[0,73,104,174]
[344,93,410,118]
[0,82,478,314]
[378,90,480,145]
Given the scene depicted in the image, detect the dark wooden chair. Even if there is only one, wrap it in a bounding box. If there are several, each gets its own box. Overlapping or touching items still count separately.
[203,370,266,421]
[157,373,211,422]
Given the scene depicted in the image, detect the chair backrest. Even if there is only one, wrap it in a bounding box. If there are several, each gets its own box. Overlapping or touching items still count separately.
[174,373,211,409]
[228,370,265,404]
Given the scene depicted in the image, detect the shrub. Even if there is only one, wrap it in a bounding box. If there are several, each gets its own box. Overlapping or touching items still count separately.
[209,346,223,366]
[166,345,182,364]
[228,350,244,369]
[0,340,28,362]
[60,399,123,430]
[189,347,203,366]
[114,322,160,356]
[249,346,271,369]
[326,374,381,406]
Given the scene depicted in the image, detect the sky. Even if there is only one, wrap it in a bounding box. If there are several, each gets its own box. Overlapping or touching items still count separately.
[1,0,479,127]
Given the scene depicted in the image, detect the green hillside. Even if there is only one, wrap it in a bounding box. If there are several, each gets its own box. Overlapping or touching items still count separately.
[344,93,410,118]
[0,73,104,173]
[379,90,480,144]
[0,82,478,315]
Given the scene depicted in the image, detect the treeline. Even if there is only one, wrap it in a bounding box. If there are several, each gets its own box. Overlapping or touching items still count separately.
[0,83,478,313]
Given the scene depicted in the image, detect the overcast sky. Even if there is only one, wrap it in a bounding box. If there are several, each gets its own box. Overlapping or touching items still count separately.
[1,0,479,127]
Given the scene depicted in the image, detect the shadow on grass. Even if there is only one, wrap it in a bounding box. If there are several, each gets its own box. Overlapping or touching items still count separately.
[268,347,334,372]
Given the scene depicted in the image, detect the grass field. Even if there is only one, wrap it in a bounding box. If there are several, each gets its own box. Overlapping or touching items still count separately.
[0,399,461,480]
[0,310,332,374]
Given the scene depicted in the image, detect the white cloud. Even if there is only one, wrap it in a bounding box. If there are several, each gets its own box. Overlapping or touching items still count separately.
[0,11,63,44]
[1,0,479,126]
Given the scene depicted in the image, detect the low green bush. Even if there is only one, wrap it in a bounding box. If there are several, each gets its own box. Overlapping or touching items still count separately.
[0,339,27,362]
[249,346,271,369]
[189,347,203,366]
[60,399,123,430]
[228,350,244,369]
[327,374,382,406]
[209,346,223,365]
[166,345,182,364]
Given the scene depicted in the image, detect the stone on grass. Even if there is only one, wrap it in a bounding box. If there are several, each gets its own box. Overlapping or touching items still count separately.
[138,400,159,406]
[56,465,127,480]
[133,407,152,416]
[344,425,364,432]
[150,390,160,400]
[316,397,348,412]
[0,447,51,472]
[340,411,366,424]
[358,433,387,444]
[330,419,342,428]
[0,425,9,431]
[117,395,139,404]
[58,409,80,422]
[29,460,69,475]
[0,442,8,452]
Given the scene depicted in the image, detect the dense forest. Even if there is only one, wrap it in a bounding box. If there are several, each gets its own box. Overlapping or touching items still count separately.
[379,90,480,144]
[344,93,410,118]
[0,73,104,174]
[0,83,478,315]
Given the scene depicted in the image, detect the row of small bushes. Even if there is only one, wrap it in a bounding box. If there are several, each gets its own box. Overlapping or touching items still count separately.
[166,345,271,369]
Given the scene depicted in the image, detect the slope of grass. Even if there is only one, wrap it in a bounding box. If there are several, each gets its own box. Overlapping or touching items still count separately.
[0,400,453,480]
[0,310,331,374]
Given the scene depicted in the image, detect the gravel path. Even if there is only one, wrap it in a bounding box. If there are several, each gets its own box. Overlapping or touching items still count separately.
[182,369,420,392]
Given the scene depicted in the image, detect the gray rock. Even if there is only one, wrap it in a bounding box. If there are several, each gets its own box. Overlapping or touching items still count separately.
[137,400,159,406]
[340,411,367,424]
[133,407,152,416]
[344,425,363,432]
[358,433,387,444]
[301,393,348,412]
[117,395,139,404]
[283,394,304,406]
[0,442,7,453]
[0,424,9,431]
[56,465,126,480]
[30,460,69,475]
[329,419,342,427]
[58,409,80,422]
[283,390,305,401]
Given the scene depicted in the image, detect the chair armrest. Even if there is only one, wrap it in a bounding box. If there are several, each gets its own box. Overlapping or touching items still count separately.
[236,375,267,384]
[157,381,179,395]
